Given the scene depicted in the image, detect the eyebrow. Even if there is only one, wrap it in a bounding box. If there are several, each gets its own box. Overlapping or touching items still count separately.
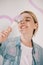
[25,17,31,19]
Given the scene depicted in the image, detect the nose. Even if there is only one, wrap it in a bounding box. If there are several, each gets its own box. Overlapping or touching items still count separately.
[20,20,26,24]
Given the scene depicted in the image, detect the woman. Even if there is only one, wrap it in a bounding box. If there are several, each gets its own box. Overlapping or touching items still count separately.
[0,11,43,65]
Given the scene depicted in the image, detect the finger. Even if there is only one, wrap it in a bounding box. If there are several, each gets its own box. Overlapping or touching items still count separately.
[7,26,12,32]
[2,31,9,36]
[1,30,8,38]
[1,32,6,38]
[0,33,2,37]
[2,27,12,36]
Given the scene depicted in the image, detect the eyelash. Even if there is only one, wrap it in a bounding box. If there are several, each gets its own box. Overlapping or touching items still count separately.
[25,20,30,22]
[18,20,30,23]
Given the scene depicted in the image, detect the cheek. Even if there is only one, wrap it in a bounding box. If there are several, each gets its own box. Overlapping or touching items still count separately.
[27,23,34,31]
[18,23,20,28]
[18,24,21,31]
[27,22,34,28]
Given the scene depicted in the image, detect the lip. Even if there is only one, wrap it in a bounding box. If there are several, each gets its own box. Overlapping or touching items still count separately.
[21,26,26,29]
[20,25,28,29]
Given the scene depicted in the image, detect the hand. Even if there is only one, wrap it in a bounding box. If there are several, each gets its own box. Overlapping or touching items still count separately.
[0,27,12,43]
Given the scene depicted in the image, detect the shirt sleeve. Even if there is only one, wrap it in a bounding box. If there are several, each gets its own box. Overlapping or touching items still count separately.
[0,40,8,56]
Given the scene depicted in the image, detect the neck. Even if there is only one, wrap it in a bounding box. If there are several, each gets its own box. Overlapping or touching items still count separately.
[21,36,32,47]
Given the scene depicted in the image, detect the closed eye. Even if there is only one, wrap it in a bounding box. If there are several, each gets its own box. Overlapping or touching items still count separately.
[25,20,30,22]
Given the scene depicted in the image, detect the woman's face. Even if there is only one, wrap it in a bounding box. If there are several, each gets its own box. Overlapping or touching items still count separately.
[18,13,36,39]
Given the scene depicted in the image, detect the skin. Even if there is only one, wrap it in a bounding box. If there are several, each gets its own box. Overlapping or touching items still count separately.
[0,13,38,48]
[18,13,38,47]
[0,27,12,43]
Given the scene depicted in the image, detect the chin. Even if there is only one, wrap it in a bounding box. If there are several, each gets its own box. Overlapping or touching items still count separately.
[19,29,28,34]
[20,31,27,35]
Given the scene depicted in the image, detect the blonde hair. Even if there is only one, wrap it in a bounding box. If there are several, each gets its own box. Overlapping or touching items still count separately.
[20,11,38,35]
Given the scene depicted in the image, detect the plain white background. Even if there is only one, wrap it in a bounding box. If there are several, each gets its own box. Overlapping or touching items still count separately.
[0,0,43,65]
